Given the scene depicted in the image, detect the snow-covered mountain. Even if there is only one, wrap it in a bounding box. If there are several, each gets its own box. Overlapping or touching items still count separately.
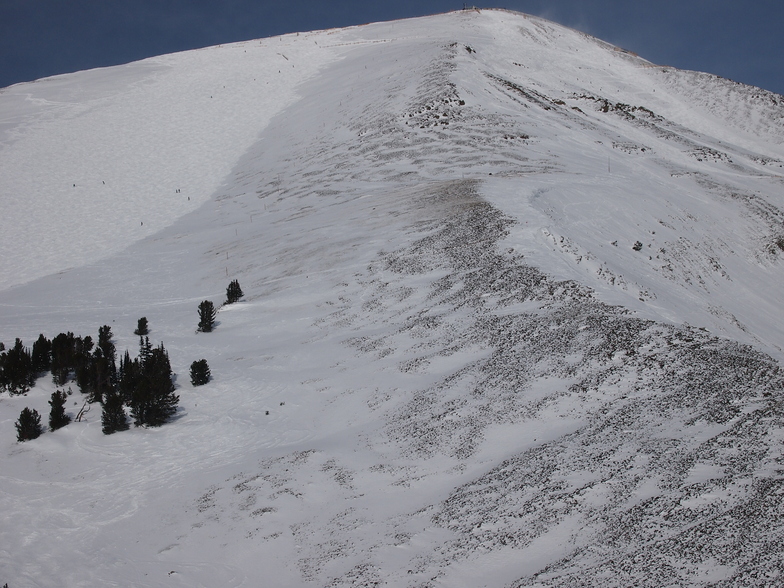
[1,8,783,587]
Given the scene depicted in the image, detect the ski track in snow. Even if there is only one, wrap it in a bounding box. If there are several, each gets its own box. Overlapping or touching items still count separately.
[2,9,784,588]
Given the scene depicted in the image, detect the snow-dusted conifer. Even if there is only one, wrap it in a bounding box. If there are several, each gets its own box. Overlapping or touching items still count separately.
[138,336,152,364]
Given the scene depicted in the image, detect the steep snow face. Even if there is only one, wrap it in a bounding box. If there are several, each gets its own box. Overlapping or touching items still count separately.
[2,9,784,588]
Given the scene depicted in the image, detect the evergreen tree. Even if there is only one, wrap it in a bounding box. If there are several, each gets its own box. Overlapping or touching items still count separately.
[197,300,216,332]
[75,359,93,397]
[118,350,138,403]
[97,325,116,373]
[31,334,52,374]
[2,339,34,395]
[129,343,178,427]
[15,407,42,441]
[82,325,118,404]
[51,332,92,387]
[138,336,152,364]
[101,388,129,434]
[129,376,154,427]
[0,342,6,391]
[48,389,71,431]
[190,359,211,386]
[225,279,244,304]
[50,332,75,385]
[134,317,149,336]
[74,335,94,396]
[75,335,93,359]
[88,349,114,404]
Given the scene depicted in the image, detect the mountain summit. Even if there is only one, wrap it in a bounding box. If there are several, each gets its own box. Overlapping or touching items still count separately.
[1,9,783,587]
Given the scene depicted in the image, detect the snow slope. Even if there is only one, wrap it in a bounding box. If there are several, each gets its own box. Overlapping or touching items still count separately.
[1,8,784,587]
[0,31,342,289]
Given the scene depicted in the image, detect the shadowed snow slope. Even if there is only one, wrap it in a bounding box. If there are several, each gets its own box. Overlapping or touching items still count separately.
[1,9,784,588]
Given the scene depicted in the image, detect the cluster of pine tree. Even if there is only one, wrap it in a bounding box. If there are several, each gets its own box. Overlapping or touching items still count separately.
[12,388,73,442]
[0,329,121,399]
[5,279,242,442]
[4,324,180,440]
[0,339,36,395]
[114,337,179,430]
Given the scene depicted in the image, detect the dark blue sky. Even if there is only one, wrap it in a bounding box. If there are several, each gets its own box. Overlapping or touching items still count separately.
[1,1,782,95]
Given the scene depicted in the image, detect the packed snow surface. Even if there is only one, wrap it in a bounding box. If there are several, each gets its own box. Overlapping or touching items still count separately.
[2,9,784,587]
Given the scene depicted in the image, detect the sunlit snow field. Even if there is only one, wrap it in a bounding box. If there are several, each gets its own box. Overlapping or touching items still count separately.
[2,9,784,587]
